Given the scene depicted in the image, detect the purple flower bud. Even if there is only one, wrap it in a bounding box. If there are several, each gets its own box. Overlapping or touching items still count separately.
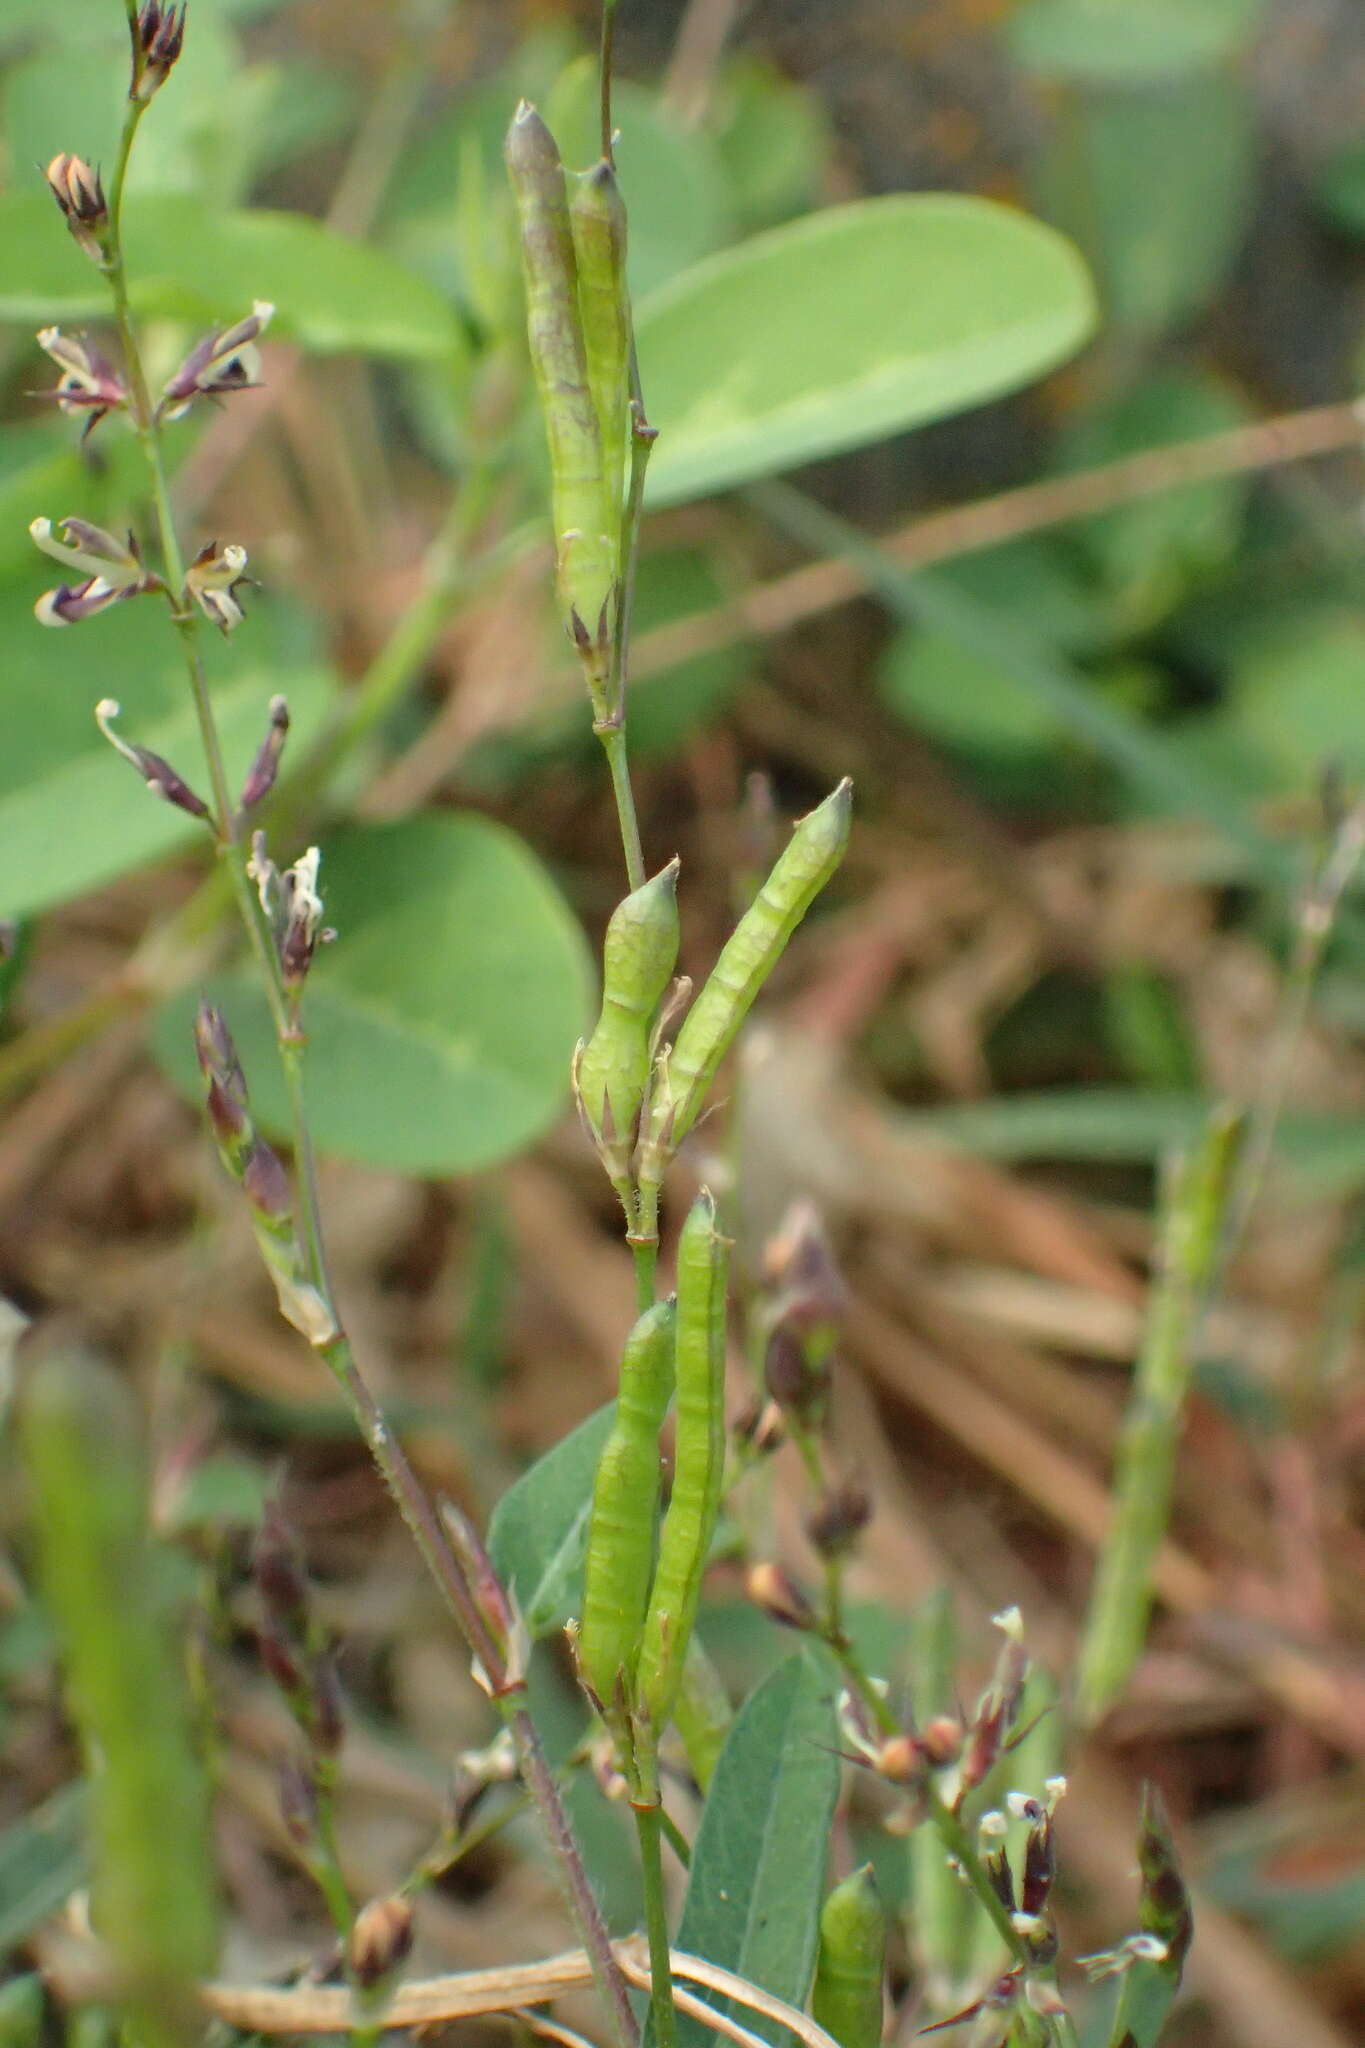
[277,1758,319,1846]
[44,154,109,263]
[242,1139,293,1224]
[160,303,273,422]
[805,1476,872,1560]
[347,1894,414,1994]
[240,695,290,811]
[94,700,210,822]
[131,3,186,104]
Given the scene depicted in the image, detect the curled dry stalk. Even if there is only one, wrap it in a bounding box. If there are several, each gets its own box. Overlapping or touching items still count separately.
[35,13,636,2045]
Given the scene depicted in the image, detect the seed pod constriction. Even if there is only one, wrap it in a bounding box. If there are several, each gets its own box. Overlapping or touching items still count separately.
[570,159,631,532]
[812,1865,887,2048]
[575,858,681,1179]
[578,1298,677,1713]
[636,1191,728,1743]
[504,103,616,695]
[642,780,851,1172]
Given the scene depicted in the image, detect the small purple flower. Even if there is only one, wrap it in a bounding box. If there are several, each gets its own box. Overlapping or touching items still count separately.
[185,540,251,633]
[35,328,128,440]
[31,515,157,626]
[160,302,274,423]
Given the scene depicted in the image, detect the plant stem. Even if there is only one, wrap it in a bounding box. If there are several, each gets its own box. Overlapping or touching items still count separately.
[601,724,647,893]
[633,1800,678,2048]
[101,91,638,2048]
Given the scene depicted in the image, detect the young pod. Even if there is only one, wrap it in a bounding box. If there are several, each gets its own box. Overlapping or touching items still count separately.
[812,1865,887,2048]
[504,103,616,703]
[578,1298,677,1713]
[642,780,851,1170]
[569,159,631,531]
[636,1191,728,1742]
[575,859,681,1181]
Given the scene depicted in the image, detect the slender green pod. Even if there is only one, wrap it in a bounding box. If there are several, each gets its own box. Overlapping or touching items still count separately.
[504,102,616,684]
[575,859,681,1179]
[570,159,631,538]
[642,780,852,1171]
[578,1298,677,1712]
[636,1190,728,1743]
[812,1865,887,2048]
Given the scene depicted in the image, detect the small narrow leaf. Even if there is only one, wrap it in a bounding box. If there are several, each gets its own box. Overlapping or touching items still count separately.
[673,1650,840,2047]
[489,1401,617,1638]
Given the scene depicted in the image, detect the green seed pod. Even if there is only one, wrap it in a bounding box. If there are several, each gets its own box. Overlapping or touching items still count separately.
[637,1191,728,1741]
[812,1865,886,2048]
[578,1298,677,1712]
[570,159,631,534]
[643,780,851,1170]
[576,859,681,1173]
[504,102,617,682]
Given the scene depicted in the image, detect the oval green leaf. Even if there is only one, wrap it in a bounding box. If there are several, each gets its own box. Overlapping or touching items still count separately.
[152,812,593,1175]
[636,195,1095,509]
[672,1649,840,2048]
[0,193,461,360]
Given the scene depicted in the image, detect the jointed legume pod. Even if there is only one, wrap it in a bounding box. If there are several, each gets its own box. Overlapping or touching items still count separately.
[570,159,631,538]
[576,859,680,1177]
[812,1865,886,2048]
[504,103,616,678]
[636,1190,728,1742]
[642,780,851,1170]
[578,1298,677,1713]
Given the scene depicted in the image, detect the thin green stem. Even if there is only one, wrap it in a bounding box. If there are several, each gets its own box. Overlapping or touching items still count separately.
[633,1800,678,2048]
[98,91,638,2048]
[601,725,647,893]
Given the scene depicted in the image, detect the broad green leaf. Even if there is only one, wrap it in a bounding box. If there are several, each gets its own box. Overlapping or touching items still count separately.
[1033,73,1254,338]
[674,1650,840,2048]
[637,196,1096,508]
[0,589,334,917]
[0,194,461,361]
[1009,0,1265,81]
[489,1402,617,1638]
[152,812,594,1175]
